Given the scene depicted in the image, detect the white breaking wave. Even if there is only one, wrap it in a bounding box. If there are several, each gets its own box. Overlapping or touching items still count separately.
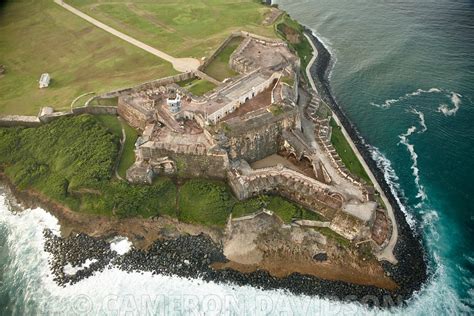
[437,92,462,116]
[64,259,98,276]
[110,236,133,255]
[310,29,338,81]
[368,145,416,228]
[398,125,427,203]
[411,109,427,133]
[371,88,442,109]
[0,192,469,314]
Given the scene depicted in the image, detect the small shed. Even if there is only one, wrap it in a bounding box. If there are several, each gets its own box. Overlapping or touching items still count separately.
[39,73,50,89]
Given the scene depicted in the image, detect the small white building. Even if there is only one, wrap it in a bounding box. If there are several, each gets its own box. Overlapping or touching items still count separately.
[39,73,50,89]
[166,91,181,113]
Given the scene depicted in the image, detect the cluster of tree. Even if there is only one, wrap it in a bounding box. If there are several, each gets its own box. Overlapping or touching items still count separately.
[0,116,176,218]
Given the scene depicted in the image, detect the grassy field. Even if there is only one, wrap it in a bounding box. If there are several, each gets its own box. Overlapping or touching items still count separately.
[178,77,217,96]
[0,0,176,115]
[203,37,243,81]
[329,118,371,183]
[67,0,276,59]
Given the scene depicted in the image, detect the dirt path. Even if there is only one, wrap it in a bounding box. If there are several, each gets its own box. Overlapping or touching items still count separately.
[54,0,200,72]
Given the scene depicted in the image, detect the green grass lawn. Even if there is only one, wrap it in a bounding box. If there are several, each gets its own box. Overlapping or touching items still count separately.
[94,114,123,137]
[329,118,371,183]
[203,37,243,81]
[66,0,276,59]
[182,79,216,96]
[88,97,119,107]
[0,0,176,115]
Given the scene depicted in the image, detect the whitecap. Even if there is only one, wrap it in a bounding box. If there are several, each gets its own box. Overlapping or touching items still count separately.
[63,259,98,276]
[367,145,416,227]
[371,87,443,109]
[398,126,427,202]
[437,92,462,116]
[411,109,427,133]
[0,191,470,314]
[309,29,338,81]
[110,236,132,255]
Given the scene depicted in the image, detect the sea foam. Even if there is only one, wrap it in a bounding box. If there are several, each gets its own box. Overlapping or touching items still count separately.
[371,88,442,109]
[437,92,462,116]
[368,145,416,228]
[398,125,427,203]
[0,191,469,314]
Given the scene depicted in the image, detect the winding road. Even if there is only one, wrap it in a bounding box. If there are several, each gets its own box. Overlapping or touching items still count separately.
[54,0,200,73]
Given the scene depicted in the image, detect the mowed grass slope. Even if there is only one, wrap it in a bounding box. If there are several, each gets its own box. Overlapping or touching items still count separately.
[0,0,176,115]
[66,0,277,59]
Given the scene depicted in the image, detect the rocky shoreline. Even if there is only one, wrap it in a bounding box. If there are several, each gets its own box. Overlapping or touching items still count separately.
[303,29,428,301]
[0,24,427,311]
[1,177,413,308]
[43,229,404,308]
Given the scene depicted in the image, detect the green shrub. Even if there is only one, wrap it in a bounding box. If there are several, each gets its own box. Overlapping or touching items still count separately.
[178,179,234,226]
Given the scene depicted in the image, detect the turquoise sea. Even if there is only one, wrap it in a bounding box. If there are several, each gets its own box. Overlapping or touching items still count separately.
[1,0,473,314]
[277,0,474,312]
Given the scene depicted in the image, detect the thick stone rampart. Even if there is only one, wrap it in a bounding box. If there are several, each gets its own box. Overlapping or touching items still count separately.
[227,166,344,216]
[0,106,118,127]
[100,72,195,99]
[227,111,296,162]
[139,145,229,179]
[0,115,41,127]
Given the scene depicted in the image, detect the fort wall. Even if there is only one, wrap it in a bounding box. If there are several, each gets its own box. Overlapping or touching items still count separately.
[117,98,150,131]
[101,72,195,99]
[0,106,118,127]
[139,145,229,179]
[227,112,296,162]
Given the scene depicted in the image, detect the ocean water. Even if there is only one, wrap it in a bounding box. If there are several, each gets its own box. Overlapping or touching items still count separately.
[1,0,473,315]
[275,0,474,313]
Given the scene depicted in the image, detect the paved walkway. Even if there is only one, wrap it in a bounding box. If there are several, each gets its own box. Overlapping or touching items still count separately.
[54,0,200,72]
[304,33,398,264]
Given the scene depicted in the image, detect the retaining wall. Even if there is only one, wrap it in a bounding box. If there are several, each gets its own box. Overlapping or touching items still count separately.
[100,72,195,99]
[0,106,118,127]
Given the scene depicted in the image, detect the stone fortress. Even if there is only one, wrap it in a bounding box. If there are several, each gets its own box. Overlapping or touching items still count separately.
[116,32,391,250]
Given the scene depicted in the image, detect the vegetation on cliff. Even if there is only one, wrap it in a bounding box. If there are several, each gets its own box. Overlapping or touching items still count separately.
[276,14,313,76]
[232,195,325,223]
[0,116,313,227]
[0,116,174,218]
